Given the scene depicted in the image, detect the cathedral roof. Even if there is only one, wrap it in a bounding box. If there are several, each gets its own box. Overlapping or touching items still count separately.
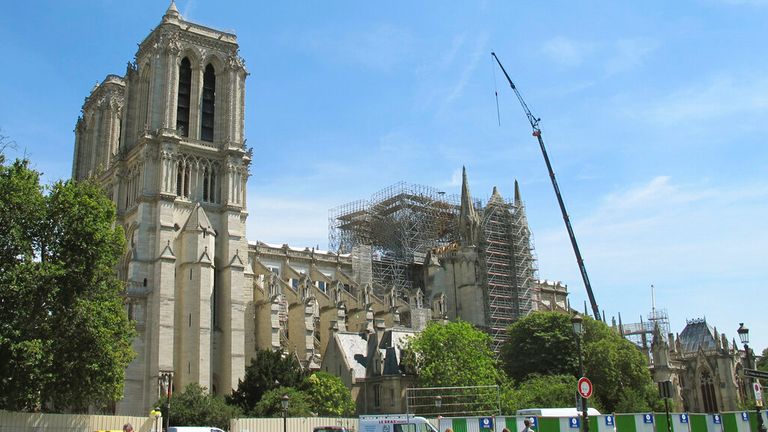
[334,332,369,380]
[678,318,717,353]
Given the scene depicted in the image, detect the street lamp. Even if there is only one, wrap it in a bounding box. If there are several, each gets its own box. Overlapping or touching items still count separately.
[738,323,767,432]
[282,394,290,432]
[571,314,588,432]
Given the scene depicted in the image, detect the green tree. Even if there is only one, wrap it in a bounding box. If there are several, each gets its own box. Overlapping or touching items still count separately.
[405,320,500,388]
[501,311,660,413]
[253,387,313,417]
[159,383,240,430]
[304,371,355,416]
[0,158,134,412]
[502,312,577,382]
[228,349,305,414]
[501,374,579,413]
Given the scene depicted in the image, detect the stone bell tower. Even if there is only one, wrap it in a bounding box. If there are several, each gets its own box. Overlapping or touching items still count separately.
[73,2,252,414]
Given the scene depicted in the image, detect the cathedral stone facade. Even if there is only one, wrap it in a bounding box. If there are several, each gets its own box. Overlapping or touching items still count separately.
[651,319,749,413]
[74,3,251,414]
[74,4,555,415]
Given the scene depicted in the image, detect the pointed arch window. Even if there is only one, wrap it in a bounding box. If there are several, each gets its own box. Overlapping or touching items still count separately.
[177,57,191,137]
[201,64,215,142]
[700,369,718,413]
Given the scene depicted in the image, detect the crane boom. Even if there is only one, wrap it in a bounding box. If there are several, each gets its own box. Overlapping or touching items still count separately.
[491,52,601,321]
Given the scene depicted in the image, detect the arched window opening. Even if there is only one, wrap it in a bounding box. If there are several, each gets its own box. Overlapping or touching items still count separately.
[176,161,183,196]
[139,67,150,133]
[201,64,215,142]
[183,163,191,197]
[177,57,191,137]
[700,370,718,413]
[202,167,210,202]
[210,170,217,203]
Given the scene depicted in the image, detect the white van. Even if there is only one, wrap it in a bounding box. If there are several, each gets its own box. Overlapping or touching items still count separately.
[516,408,602,418]
[359,415,439,432]
[167,427,225,432]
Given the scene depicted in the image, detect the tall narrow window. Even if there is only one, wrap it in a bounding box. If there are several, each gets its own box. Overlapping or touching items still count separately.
[210,170,216,203]
[202,167,209,202]
[201,64,215,142]
[177,58,191,137]
[176,161,183,196]
[183,164,191,197]
[700,370,718,413]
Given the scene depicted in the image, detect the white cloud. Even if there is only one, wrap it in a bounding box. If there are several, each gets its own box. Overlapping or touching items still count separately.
[540,36,658,75]
[307,24,415,71]
[442,33,488,109]
[624,73,768,124]
[534,176,768,346]
[541,37,594,67]
[605,38,659,75]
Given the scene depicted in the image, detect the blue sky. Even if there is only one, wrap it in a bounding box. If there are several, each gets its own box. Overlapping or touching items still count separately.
[2,1,767,351]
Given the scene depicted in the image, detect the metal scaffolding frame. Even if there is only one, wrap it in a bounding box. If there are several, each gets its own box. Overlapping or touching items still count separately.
[623,308,670,349]
[329,181,538,352]
[480,196,537,352]
[329,182,460,294]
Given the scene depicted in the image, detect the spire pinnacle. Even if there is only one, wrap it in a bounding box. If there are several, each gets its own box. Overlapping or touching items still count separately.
[459,166,480,246]
[164,0,181,21]
[488,185,505,205]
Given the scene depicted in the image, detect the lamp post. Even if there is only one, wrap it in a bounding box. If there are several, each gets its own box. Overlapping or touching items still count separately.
[738,323,767,432]
[572,314,588,432]
[282,394,290,432]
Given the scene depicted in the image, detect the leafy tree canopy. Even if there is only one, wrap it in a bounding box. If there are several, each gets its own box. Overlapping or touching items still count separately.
[405,320,501,388]
[0,158,134,412]
[501,312,578,382]
[304,371,355,417]
[228,349,305,414]
[159,383,240,430]
[253,387,313,417]
[501,374,580,413]
[502,311,660,413]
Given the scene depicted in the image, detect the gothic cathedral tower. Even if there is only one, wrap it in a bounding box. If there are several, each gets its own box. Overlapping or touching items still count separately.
[72,3,252,414]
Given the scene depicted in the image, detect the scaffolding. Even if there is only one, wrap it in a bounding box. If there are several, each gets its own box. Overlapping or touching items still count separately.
[329,181,538,352]
[622,307,670,350]
[480,195,537,352]
[329,182,460,294]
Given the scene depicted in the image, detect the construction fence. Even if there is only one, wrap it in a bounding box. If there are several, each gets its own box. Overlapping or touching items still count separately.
[439,412,768,432]
[0,412,156,432]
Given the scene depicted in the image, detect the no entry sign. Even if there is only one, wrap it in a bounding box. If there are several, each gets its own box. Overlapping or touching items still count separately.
[578,377,593,399]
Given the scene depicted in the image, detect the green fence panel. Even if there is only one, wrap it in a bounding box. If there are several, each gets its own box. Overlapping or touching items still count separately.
[503,416,517,432]
[538,417,562,432]
[453,418,469,432]
[720,412,750,432]
[690,414,708,432]
[615,414,656,432]
[657,412,673,432]
[616,414,639,432]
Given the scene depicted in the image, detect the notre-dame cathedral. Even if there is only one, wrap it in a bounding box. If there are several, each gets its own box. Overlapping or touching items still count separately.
[73,3,557,415]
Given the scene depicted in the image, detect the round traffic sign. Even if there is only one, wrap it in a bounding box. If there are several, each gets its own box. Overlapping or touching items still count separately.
[578,377,593,399]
